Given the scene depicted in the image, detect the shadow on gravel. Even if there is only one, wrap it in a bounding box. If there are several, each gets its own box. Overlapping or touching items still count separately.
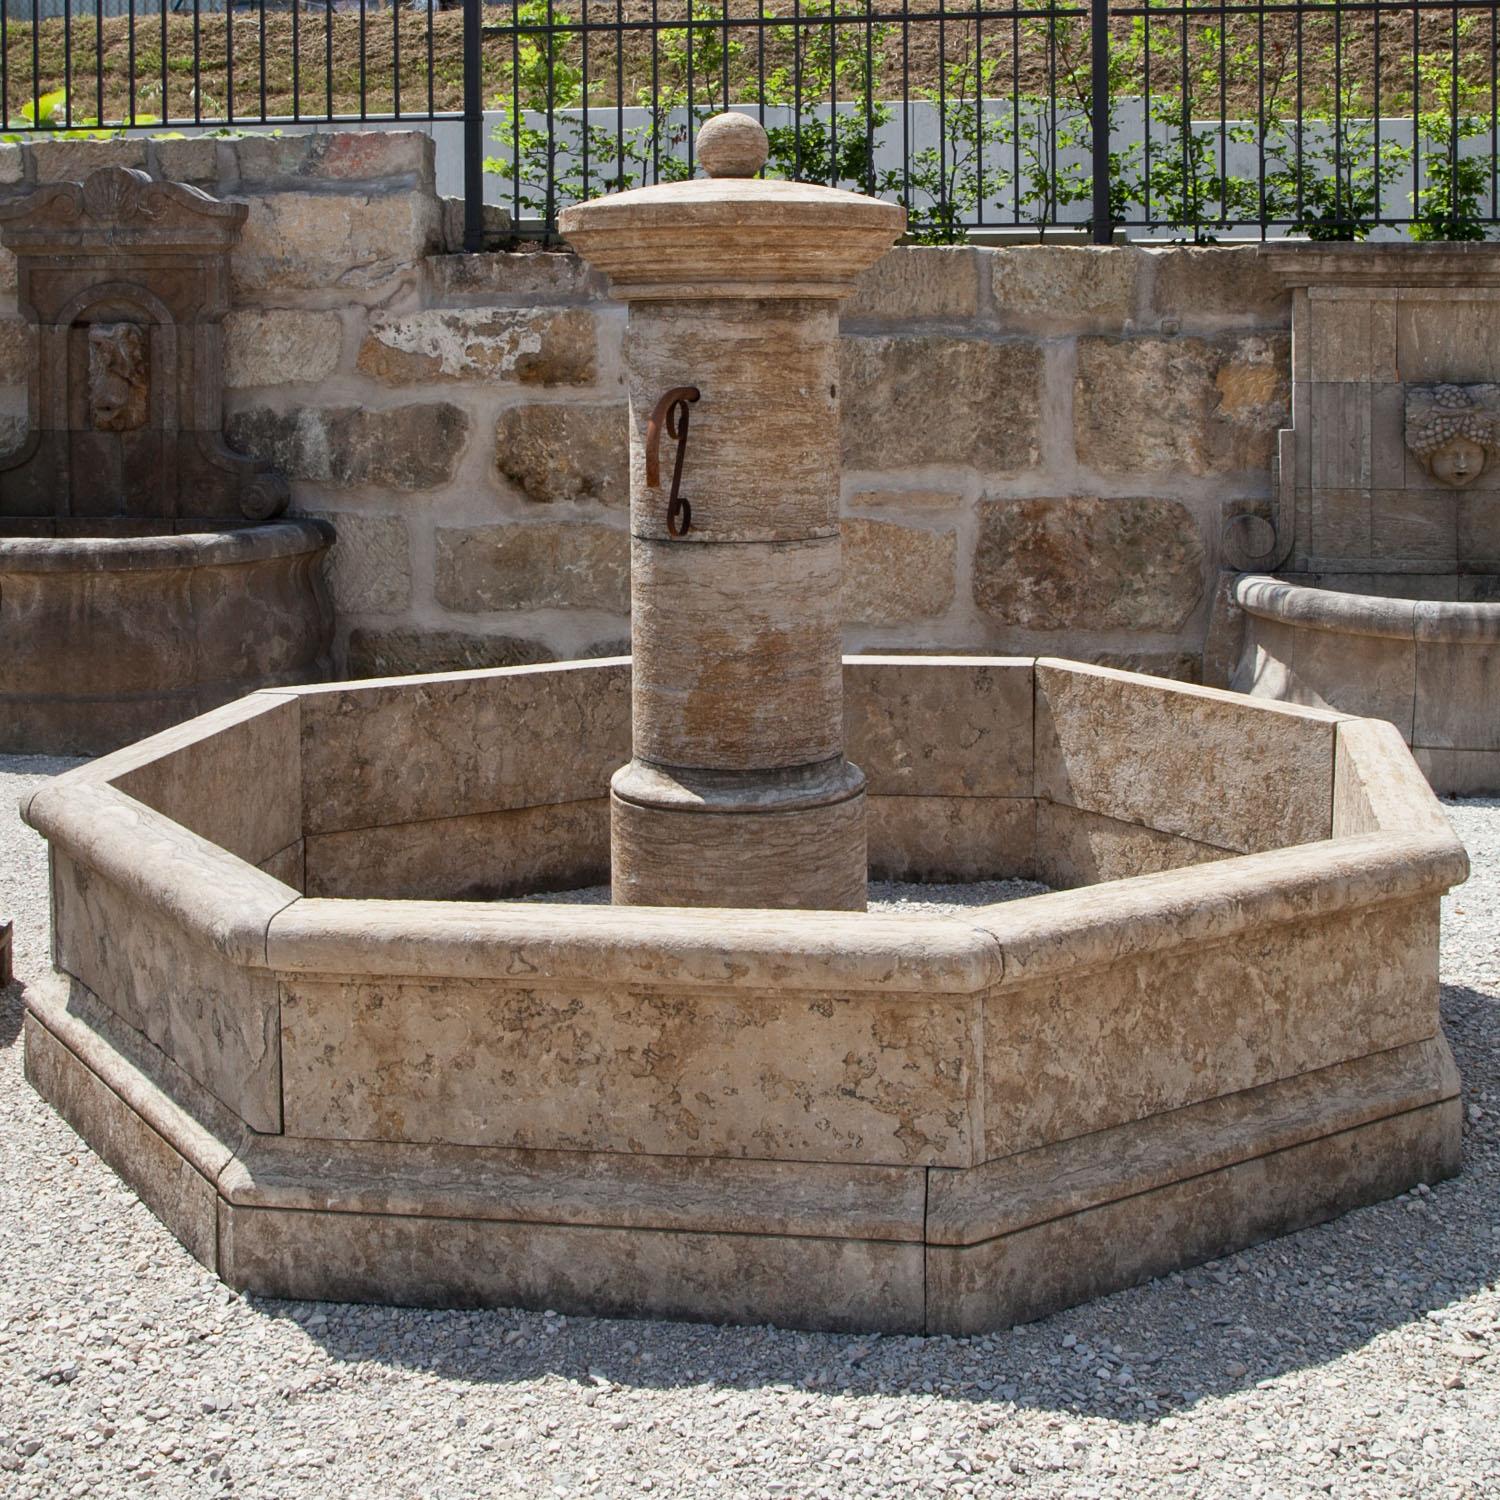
[252,977,1500,1425]
[0,981,23,1049]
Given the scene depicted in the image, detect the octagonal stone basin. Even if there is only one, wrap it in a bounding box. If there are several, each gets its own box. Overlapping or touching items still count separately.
[0,518,334,756]
[1233,573,1500,797]
[20,656,1466,1334]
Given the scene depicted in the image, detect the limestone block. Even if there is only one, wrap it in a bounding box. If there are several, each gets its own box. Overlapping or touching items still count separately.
[223,309,342,387]
[1369,489,1458,566]
[1034,660,1338,852]
[304,800,609,901]
[842,519,956,623]
[843,656,1032,798]
[1413,746,1500,796]
[277,970,981,1165]
[345,628,556,679]
[1459,493,1500,570]
[973,496,1205,631]
[1147,247,1290,325]
[220,1203,924,1333]
[1087,650,1202,682]
[495,402,628,505]
[867,795,1036,884]
[312,511,411,615]
[294,659,630,833]
[1032,801,1230,888]
[29,136,147,181]
[150,136,220,186]
[845,487,962,512]
[435,522,628,613]
[1413,616,1500,753]
[1333,717,1459,840]
[358,307,597,386]
[233,130,434,185]
[424,249,607,304]
[1074,334,1290,477]
[1394,290,1500,384]
[990,245,1139,327]
[260,841,304,891]
[840,335,1042,473]
[227,404,468,489]
[842,246,981,321]
[0,316,32,383]
[1284,616,1417,737]
[0,144,23,183]
[232,190,440,294]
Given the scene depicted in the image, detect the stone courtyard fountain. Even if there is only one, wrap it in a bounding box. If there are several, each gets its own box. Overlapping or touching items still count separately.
[0,166,333,755]
[18,122,1468,1333]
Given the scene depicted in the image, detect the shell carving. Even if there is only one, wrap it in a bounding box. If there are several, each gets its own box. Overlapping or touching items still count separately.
[80,167,148,224]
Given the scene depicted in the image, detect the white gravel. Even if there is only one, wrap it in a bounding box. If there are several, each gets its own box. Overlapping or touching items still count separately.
[520,878,1051,914]
[3,755,1499,1498]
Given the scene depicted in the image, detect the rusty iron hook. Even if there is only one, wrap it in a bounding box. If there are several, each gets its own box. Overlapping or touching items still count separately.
[645,385,700,538]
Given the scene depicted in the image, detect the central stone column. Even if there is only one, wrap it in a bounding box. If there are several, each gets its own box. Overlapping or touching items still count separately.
[561,115,902,910]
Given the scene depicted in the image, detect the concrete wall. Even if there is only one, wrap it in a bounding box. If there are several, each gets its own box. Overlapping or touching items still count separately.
[0,129,1294,681]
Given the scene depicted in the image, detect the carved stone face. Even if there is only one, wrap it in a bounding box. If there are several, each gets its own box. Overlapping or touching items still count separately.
[1423,434,1488,489]
[87,322,149,432]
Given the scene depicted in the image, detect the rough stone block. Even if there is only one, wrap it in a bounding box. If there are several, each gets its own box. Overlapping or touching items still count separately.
[842,518,956,623]
[233,130,433,185]
[840,335,1042,473]
[424,249,606,304]
[973,496,1205,630]
[844,656,1033,798]
[842,246,981,321]
[1148,246,1290,325]
[150,136,220,186]
[29,136,146,181]
[232,190,440,294]
[436,522,628,614]
[845,487,962,512]
[312,511,411,615]
[0,144,23,184]
[345,629,556,680]
[1074,333,1290,476]
[990,245,1140,327]
[223,308,343,387]
[1034,660,1338,853]
[227,403,468,490]
[358,307,597,386]
[1087,650,1202,682]
[304,800,609,901]
[0,316,32,384]
[495,402,628,504]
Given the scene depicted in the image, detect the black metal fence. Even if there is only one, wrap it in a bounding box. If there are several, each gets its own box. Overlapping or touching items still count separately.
[0,0,1495,247]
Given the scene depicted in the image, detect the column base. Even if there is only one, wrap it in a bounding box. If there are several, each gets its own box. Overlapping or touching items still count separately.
[610,758,868,911]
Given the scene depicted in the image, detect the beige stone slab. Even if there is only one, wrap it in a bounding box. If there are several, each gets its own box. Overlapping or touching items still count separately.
[991,246,1139,329]
[1370,489,1458,566]
[305,799,609,902]
[1032,801,1230,889]
[294,659,630,834]
[842,518,956,624]
[1310,384,1372,490]
[844,656,1033,798]
[224,1134,925,1242]
[1307,290,1397,383]
[1288,616,1417,736]
[1333,717,1459,840]
[435,522,629,612]
[1413,746,1500,796]
[105,693,302,867]
[843,245,981,321]
[358,306,598,386]
[1458,492,1500,570]
[1395,292,1500,383]
[927,1078,1458,1333]
[1308,486,1373,560]
[981,893,1441,1159]
[278,971,982,1167]
[220,1204,925,1332]
[1148,246,1289,325]
[1413,631,1500,751]
[867,795,1035,884]
[1034,659,1339,853]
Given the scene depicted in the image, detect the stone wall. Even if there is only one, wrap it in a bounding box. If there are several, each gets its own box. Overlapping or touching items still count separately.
[0,129,1294,681]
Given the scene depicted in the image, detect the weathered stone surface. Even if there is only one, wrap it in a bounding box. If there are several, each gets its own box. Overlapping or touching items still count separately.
[1148,246,1290,325]
[29,136,146,181]
[313,511,410,615]
[232,190,441,293]
[495,402,628,504]
[1035,660,1338,853]
[1033,800,1229,888]
[227,404,468,490]
[358,307,596,386]
[424,248,607,304]
[842,519,956,624]
[232,130,433,185]
[224,309,343,387]
[0,143,23,184]
[867,795,1036,883]
[150,136,220,185]
[0,317,32,384]
[345,629,555,680]
[435,522,628,613]
[843,246,981,321]
[840,335,1042,473]
[845,487,962,512]
[973,497,1205,630]
[1074,334,1290,476]
[1087,650,1202,682]
[991,246,1140,327]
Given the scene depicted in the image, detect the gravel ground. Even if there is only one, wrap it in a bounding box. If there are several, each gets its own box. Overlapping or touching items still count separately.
[520,878,1051,913]
[2,755,1498,1499]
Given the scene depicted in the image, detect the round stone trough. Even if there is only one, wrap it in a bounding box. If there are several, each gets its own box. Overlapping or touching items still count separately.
[1233,573,1500,797]
[0,518,333,756]
[20,654,1466,1334]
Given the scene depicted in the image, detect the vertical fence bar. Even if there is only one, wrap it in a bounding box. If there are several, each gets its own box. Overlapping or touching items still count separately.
[464,0,485,251]
[1090,0,1111,241]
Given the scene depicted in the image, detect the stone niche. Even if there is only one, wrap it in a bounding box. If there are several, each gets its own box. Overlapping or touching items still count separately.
[0,167,333,756]
[1224,245,1500,795]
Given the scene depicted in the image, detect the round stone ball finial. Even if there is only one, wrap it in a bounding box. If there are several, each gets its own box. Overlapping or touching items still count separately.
[697,112,769,178]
